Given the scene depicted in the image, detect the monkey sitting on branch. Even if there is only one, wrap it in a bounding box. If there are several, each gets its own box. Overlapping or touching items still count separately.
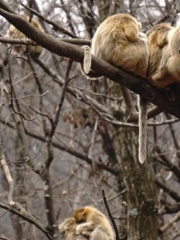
[59,217,89,240]
[147,22,180,88]
[82,13,149,164]
[7,16,43,57]
[59,206,115,240]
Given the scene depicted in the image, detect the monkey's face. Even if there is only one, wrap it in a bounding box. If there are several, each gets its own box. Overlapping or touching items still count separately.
[73,208,87,223]
[59,218,76,234]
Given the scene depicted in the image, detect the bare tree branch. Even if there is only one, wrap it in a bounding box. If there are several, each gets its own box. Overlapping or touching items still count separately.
[0,5,180,119]
[0,202,53,240]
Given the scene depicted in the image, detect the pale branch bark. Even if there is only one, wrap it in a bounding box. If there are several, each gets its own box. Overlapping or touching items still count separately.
[155,178,180,202]
[148,118,179,126]
[88,116,99,172]
[0,152,14,205]
[0,37,37,45]
[0,234,11,240]
[159,210,180,233]
[0,5,180,119]
[155,147,180,180]
[128,106,162,122]
[0,202,53,240]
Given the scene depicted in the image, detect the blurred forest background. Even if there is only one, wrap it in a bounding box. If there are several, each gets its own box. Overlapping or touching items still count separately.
[0,0,180,240]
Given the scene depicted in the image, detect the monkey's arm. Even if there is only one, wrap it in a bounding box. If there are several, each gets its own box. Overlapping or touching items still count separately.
[76,222,96,235]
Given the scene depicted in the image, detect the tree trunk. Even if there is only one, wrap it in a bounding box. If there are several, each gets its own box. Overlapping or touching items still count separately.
[117,128,159,240]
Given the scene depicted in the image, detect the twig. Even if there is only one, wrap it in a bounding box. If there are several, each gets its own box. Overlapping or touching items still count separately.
[49,59,73,138]
[0,37,37,45]
[21,3,77,38]
[0,117,117,175]
[128,106,162,122]
[0,234,11,240]
[159,210,180,233]
[148,118,179,126]
[0,202,53,240]
[88,116,99,159]
[0,4,180,120]
[155,177,180,202]
[0,152,14,205]
[102,189,123,240]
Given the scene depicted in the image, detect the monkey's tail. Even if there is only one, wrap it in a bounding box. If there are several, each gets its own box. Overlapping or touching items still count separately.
[138,95,148,164]
[82,45,92,74]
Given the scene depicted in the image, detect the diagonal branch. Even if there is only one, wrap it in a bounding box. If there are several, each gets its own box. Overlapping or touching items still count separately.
[0,3,180,119]
[0,202,53,240]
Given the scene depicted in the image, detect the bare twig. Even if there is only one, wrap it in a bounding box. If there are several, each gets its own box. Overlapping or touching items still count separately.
[128,106,162,122]
[88,116,99,159]
[0,234,11,240]
[0,202,53,240]
[159,210,180,233]
[21,3,77,38]
[0,37,37,45]
[102,189,125,240]
[0,152,14,205]
[155,177,180,202]
[0,5,180,120]
[0,117,117,175]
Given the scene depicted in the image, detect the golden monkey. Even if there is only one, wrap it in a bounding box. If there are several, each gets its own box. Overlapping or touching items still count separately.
[73,206,114,240]
[59,217,89,240]
[147,22,180,88]
[147,23,173,88]
[7,16,43,57]
[83,14,149,164]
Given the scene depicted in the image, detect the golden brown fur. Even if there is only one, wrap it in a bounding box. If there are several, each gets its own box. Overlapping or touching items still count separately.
[7,16,43,57]
[59,217,89,240]
[148,22,180,88]
[73,206,114,240]
[91,13,149,77]
[89,14,149,163]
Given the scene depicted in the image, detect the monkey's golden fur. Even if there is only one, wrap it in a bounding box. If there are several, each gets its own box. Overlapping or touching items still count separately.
[91,13,149,78]
[148,22,180,88]
[59,217,89,240]
[8,16,43,57]
[89,14,149,164]
[73,206,114,240]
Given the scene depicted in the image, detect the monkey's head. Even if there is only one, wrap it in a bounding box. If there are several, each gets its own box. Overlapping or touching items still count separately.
[59,217,76,234]
[73,207,88,223]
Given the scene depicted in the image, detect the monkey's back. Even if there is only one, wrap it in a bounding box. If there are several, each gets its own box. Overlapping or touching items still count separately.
[147,23,172,80]
[91,13,148,78]
[147,23,180,88]
[84,206,114,239]
[8,16,43,57]
[59,217,89,240]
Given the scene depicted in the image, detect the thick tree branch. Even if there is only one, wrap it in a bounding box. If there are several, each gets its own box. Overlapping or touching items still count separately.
[0,202,53,240]
[0,2,180,120]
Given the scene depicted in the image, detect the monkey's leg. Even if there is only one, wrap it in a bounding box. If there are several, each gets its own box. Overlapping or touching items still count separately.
[90,226,109,240]
[138,95,148,164]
